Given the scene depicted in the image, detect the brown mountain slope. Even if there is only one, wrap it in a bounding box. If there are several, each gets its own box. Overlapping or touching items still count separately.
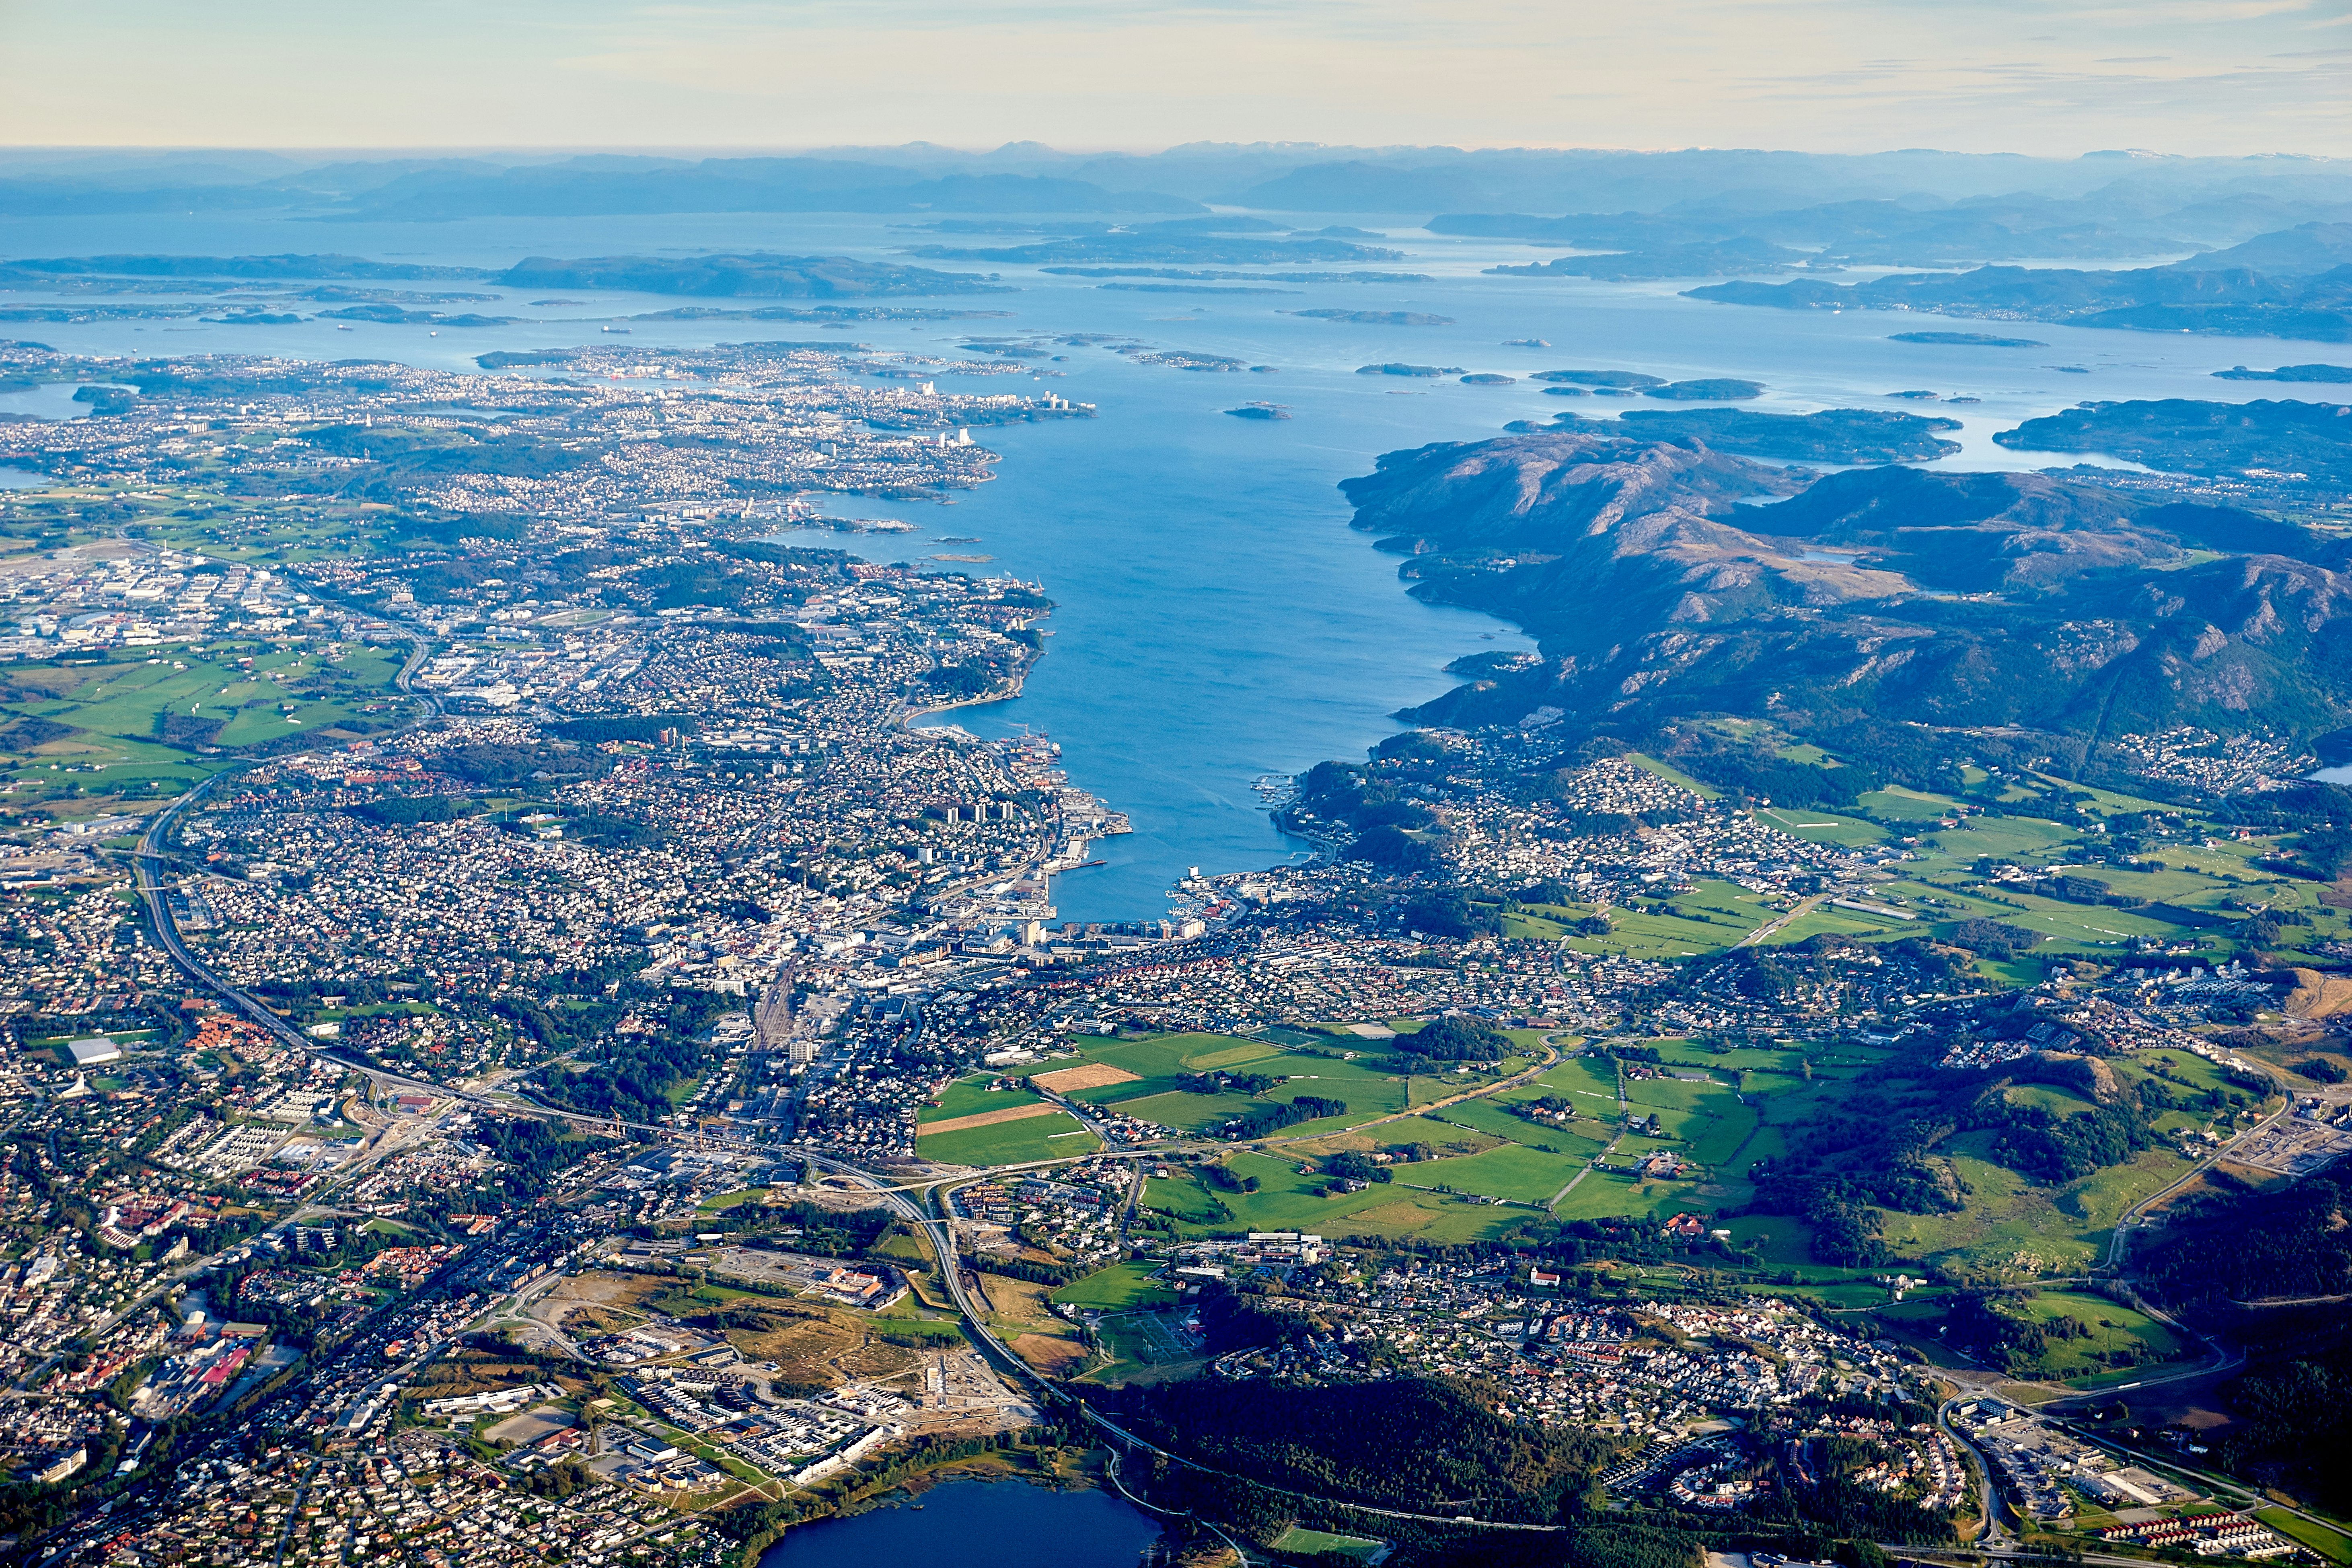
[1343,428,2352,740]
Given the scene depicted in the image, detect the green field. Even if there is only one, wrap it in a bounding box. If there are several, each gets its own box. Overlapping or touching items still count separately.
[1270,1527,1388,1562]
[1427,1095,1607,1156]
[1621,1073,1756,1165]
[1051,1261,1176,1312]
[5,642,408,765]
[1528,1056,1622,1102]
[1406,1141,1587,1204]
[1992,891,2196,952]
[2002,1083,2098,1117]
[2257,1509,2352,1564]
[1104,1088,1265,1132]
[1141,1150,1547,1243]
[1548,1167,1653,1221]
[915,1111,1099,1166]
[1873,1136,2197,1275]
[696,1187,773,1213]
[1521,877,1832,957]
[1625,752,1720,798]
[1138,1166,1231,1222]
[1113,1039,1678,1237]
[919,1076,1044,1123]
[1755,806,1887,847]
[1858,785,1965,820]
[1024,1031,1426,1134]
[1879,1288,2192,1380]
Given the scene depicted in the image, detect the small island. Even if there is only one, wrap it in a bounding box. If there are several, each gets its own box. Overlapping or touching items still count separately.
[1102,282,1297,295]
[1224,402,1291,420]
[1459,372,1516,385]
[1542,385,1589,397]
[1646,378,1764,401]
[2214,362,2352,382]
[1889,330,2046,347]
[1486,236,1803,280]
[477,349,579,368]
[1356,362,1463,377]
[1501,337,1550,347]
[1288,309,1455,325]
[1531,368,1664,387]
[1128,348,1250,372]
[322,304,515,327]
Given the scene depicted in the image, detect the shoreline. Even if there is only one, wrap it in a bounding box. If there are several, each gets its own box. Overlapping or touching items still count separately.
[744,1452,1128,1568]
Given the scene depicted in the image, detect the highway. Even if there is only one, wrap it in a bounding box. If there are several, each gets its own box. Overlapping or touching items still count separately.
[131,781,733,1151]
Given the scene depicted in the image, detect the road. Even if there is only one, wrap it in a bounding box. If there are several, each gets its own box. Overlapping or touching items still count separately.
[6,1065,465,1394]
[502,1269,592,1360]
[2036,1414,2349,1547]
[1906,1549,2228,1568]
[132,788,725,1150]
[2105,1096,2292,1271]
[1249,1032,1567,1152]
[1937,1395,2008,1544]
[792,1150,1595,1539]
[272,1457,323,1568]
[1546,1050,1626,1210]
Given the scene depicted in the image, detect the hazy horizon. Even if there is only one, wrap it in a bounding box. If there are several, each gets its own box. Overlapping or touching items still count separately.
[1,0,2345,160]
[3,139,2344,162]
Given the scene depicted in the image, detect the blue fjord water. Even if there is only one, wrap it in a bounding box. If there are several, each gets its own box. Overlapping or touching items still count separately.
[752,1478,1159,1568]
[1,210,2338,917]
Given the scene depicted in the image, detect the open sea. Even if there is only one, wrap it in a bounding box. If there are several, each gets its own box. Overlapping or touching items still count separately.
[2,208,2338,918]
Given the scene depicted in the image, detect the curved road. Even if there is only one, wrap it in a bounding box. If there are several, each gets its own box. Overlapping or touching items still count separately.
[799,1151,1588,1536]
[1936,1395,2009,1544]
[2105,1096,2291,1272]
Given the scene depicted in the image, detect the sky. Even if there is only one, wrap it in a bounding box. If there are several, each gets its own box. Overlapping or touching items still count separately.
[0,0,2346,158]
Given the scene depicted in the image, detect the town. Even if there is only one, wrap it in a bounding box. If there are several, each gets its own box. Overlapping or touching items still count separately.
[0,331,2342,1568]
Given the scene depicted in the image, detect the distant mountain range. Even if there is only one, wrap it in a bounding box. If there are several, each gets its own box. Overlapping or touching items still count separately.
[1440,202,2213,269]
[0,156,1207,221]
[1688,240,2352,341]
[1,145,2346,250]
[1342,412,2352,745]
